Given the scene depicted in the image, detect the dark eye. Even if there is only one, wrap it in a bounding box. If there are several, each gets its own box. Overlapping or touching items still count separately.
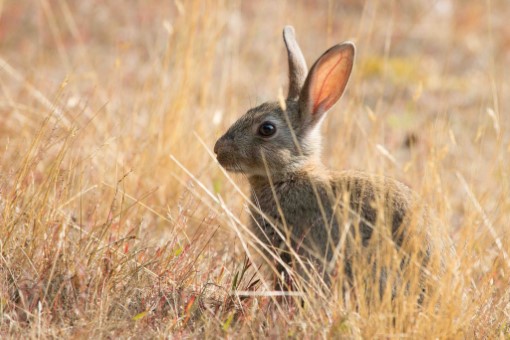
[258,122,276,137]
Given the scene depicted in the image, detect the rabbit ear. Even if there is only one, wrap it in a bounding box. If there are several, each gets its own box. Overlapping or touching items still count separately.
[299,43,355,125]
[283,26,308,100]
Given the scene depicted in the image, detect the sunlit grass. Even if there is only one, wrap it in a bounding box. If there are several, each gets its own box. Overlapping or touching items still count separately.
[0,0,509,338]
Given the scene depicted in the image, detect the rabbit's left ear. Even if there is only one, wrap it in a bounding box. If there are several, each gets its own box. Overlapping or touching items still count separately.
[283,26,308,100]
[299,43,355,125]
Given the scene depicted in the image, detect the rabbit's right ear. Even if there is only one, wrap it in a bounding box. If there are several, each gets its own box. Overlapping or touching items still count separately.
[298,43,355,128]
[283,26,308,100]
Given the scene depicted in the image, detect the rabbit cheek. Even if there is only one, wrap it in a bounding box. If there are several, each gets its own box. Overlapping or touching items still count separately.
[274,149,293,168]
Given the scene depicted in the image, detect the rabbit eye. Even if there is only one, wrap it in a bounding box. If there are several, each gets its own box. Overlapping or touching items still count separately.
[258,122,277,137]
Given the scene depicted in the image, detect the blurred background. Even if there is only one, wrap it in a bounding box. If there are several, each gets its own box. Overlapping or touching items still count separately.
[0,0,509,337]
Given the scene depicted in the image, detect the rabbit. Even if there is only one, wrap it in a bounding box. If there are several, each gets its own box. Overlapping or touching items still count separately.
[214,26,446,299]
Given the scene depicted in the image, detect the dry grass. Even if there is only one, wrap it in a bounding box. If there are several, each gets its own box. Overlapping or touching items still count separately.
[0,0,509,338]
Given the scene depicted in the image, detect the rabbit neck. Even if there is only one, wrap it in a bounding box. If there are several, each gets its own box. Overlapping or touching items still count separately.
[247,161,329,189]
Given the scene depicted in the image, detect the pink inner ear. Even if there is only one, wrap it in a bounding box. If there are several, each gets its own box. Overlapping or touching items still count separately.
[310,46,353,116]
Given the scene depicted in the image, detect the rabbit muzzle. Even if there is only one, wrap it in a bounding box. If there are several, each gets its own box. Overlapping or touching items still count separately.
[214,136,239,171]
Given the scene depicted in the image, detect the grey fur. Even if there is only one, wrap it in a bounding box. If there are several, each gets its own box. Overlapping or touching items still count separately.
[283,26,308,100]
[214,26,446,298]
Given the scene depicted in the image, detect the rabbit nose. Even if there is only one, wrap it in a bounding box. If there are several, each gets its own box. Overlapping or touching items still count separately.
[213,138,223,155]
[214,133,234,155]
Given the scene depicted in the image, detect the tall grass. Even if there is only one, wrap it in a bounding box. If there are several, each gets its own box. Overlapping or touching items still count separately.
[0,0,509,337]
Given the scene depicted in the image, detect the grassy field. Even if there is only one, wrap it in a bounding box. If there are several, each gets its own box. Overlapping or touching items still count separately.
[1,0,509,338]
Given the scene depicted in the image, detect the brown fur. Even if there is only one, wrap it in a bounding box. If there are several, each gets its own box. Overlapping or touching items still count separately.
[214,26,445,297]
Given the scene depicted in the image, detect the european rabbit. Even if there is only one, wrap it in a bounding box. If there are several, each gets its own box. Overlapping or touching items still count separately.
[214,26,444,298]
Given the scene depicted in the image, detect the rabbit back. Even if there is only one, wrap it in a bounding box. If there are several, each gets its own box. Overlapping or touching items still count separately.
[248,170,435,287]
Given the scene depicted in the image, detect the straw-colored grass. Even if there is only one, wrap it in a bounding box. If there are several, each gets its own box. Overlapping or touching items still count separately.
[0,0,509,338]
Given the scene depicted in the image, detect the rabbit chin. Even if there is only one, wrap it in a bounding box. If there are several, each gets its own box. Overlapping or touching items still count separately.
[222,159,320,179]
[219,161,273,177]
[221,163,267,176]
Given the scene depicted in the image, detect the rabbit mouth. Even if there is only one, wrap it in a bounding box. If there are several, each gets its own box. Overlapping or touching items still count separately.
[216,155,245,173]
[221,163,246,174]
[223,165,244,173]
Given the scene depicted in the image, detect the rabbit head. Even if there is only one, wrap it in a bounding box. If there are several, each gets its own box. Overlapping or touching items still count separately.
[214,26,355,177]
